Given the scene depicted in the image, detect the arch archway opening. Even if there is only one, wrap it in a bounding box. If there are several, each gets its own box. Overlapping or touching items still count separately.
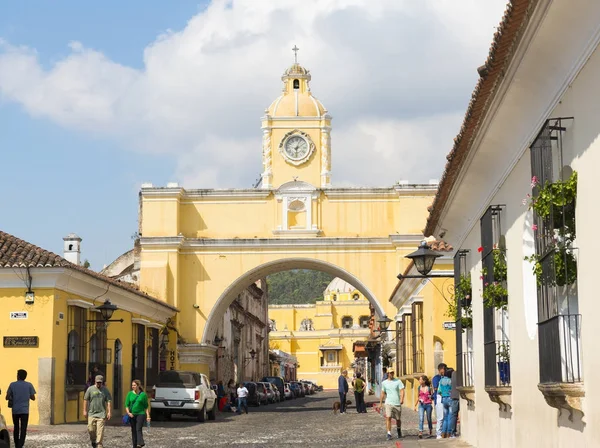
[202,257,386,344]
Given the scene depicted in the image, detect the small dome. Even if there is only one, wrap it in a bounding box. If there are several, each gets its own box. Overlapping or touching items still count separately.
[267,94,326,117]
[324,277,355,294]
[283,63,310,78]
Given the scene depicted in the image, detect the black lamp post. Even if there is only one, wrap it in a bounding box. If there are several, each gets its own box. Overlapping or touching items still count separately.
[87,299,124,323]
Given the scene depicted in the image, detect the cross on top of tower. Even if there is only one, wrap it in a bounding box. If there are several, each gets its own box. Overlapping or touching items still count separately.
[292,45,299,63]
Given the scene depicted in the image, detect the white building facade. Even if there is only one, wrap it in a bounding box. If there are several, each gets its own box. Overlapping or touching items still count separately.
[425,1,600,446]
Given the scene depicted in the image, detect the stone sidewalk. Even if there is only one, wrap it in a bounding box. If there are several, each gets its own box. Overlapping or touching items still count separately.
[15,391,473,447]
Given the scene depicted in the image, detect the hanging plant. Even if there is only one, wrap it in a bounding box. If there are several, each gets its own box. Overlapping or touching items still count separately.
[482,249,508,309]
[447,274,472,330]
[524,170,578,286]
[524,246,577,287]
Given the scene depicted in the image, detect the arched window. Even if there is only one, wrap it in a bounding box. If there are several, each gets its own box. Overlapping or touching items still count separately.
[341,316,353,329]
[68,244,73,250]
[359,316,370,328]
[293,79,299,89]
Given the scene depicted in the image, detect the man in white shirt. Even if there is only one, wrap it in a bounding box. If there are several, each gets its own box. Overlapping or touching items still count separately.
[236,384,249,415]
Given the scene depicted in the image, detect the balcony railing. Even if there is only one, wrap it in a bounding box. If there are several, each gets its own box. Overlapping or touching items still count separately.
[484,340,510,387]
[457,351,474,388]
[539,314,582,384]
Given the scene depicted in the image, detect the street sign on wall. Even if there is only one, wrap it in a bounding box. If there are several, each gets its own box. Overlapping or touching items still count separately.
[443,321,456,330]
[10,311,28,320]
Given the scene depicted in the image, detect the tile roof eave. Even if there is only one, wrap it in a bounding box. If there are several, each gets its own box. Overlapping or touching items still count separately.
[424,0,536,237]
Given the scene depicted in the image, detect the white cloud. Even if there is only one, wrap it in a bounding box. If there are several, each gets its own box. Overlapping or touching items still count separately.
[0,0,507,187]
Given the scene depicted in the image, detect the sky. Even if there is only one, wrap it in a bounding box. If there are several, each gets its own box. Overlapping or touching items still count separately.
[0,0,507,270]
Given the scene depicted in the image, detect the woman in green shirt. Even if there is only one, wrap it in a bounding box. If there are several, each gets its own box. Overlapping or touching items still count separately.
[125,379,150,448]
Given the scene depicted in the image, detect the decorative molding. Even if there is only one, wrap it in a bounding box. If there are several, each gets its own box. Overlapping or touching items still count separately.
[178,343,218,365]
[457,386,475,407]
[131,318,151,326]
[538,382,585,422]
[485,386,512,412]
[183,189,272,200]
[66,299,95,309]
[324,188,398,199]
[320,365,343,374]
[272,229,321,237]
[175,237,395,249]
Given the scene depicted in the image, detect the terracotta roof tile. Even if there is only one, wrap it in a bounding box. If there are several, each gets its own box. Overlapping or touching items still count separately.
[424,0,537,236]
[0,230,178,312]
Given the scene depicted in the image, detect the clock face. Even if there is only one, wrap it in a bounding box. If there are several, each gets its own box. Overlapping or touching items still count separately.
[284,136,309,160]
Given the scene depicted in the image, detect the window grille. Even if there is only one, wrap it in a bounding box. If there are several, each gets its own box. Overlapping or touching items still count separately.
[411,302,424,373]
[401,314,413,376]
[66,306,88,386]
[397,321,405,376]
[146,328,159,388]
[480,205,509,387]
[454,250,473,388]
[530,117,581,384]
[132,324,146,383]
[89,320,108,379]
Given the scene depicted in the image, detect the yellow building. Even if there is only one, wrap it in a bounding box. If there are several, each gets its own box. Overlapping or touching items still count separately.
[268,278,372,389]
[138,56,437,380]
[389,239,456,406]
[0,231,177,425]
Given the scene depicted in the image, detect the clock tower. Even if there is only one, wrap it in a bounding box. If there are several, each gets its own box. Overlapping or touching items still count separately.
[261,52,332,189]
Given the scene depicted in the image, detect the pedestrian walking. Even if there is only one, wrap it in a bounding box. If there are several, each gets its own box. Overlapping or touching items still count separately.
[6,369,36,448]
[352,373,366,413]
[337,370,349,414]
[236,384,249,414]
[438,368,453,438]
[448,368,460,437]
[432,363,446,438]
[379,369,405,441]
[83,375,112,448]
[125,379,150,448]
[414,375,433,439]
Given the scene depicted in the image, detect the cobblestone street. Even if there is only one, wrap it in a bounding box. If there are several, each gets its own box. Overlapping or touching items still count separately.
[18,391,471,448]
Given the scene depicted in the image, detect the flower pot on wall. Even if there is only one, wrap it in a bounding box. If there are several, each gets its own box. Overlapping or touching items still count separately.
[497,361,510,385]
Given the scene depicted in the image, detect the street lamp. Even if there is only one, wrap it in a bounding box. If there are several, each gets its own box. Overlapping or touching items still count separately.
[396,241,453,280]
[378,316,393,332]
[87,299,124,323]
[406,241,442,276]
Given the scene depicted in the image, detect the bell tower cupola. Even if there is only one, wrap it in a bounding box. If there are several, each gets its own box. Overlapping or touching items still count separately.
[261,46,332,189]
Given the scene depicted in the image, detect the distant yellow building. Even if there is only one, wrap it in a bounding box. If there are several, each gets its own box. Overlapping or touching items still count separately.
[0,231,177,425]
[268,278,372,389]
[389,239,456,406]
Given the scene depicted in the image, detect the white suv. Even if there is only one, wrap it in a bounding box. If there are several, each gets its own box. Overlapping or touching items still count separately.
[151,371,217,422]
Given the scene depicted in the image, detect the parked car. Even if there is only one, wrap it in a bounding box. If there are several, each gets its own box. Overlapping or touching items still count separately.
[243,382,262,407]
[0,390,9,447]
[304,380,318,393]
[284,383,293,399]
[151,371,217,422]
[290,381,305,397]
[255,382,269,405]
[261,376,286,401]
[261,382,276,403]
